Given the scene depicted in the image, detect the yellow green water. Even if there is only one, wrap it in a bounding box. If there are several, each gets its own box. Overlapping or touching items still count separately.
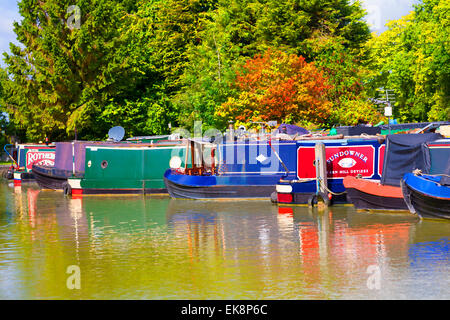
[0,183,449,299]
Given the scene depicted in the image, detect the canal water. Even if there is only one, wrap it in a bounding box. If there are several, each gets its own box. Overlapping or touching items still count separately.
[0,182,449,300]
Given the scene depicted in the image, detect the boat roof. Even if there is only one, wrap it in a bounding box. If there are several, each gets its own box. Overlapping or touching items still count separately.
[428,138,450,144]
[380,121,450,131]
[126,135,170,141]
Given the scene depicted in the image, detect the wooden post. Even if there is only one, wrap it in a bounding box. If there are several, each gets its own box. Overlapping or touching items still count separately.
[211,148,216,175]
[315,142,329,207]
[191,140,195,168]
[184,140,189,171]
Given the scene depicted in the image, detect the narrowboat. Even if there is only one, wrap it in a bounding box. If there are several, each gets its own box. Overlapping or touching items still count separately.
[3,143,56,186]
[275,137,385,205]
[65,140,188,196]
[401,173,450,220]
[164,137,301,199]
[343,134,448,211]
[164,135,385,200]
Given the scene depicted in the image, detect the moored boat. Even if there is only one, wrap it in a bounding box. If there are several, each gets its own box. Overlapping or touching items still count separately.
[343,133,445,211]
[343,175,408,210]
[66,139,187,196]
[32,141,138,190]
[31,164,79,190]
[165,133,387,201]
[401,173,450,220]
[3,143,56,186]
[164,138,298,199]
[275,137,385,205]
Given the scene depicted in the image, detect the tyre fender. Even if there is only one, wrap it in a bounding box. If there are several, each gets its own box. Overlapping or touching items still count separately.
[62,182,72,196]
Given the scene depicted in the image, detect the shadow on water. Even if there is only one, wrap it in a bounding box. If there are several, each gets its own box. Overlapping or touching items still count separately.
[0,182,449,299]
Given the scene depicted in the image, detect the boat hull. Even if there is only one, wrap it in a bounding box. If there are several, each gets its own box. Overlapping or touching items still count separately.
[164,175,275,199]
[72,187,167,196]
[12,171,35,186]
[401,174,450,220]
[345,188,408,211]
[343,176,408,211]
[67,177,167,196]
[32,164,75,190]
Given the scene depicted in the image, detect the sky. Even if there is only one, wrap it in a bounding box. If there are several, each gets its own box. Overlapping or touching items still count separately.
[0,0,420,67]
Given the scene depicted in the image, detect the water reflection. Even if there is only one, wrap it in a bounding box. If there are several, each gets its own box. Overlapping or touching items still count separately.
[0,183,449,299]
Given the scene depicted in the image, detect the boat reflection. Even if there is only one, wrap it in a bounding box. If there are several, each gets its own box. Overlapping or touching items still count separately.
[165,200,422,295]
[4,187,447,299]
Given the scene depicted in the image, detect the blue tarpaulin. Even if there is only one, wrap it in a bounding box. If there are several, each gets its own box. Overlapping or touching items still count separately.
[275,124,309,136]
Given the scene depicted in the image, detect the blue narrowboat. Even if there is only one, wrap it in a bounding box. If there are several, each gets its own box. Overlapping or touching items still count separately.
[164,136,385,200]
[401,173,450,220]
[164,138,298,199]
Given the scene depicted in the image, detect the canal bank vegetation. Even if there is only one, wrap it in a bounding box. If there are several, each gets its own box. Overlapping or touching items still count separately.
[0,0,448,142]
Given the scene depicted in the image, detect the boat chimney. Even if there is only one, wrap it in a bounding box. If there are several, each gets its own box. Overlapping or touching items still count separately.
[227,121,234,142]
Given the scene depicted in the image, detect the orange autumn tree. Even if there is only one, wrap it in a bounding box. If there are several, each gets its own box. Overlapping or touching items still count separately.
[215,50,334,129]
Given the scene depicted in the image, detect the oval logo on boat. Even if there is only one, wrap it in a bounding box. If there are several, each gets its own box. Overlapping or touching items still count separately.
[338,157,357,168]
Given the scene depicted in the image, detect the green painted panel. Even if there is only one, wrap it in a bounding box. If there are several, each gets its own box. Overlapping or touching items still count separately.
[81,178,144,189]
[84,148,143,180]
[81,145,189,190]
[143,147,186,179]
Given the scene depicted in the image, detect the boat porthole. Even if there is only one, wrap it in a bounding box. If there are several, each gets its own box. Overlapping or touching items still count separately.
[101,160,108,169]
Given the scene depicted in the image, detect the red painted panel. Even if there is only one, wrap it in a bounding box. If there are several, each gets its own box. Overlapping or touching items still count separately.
[26,151,55,171]
[277,193,293,203]
[72,189,83,195]
[297,145,375,179]
[378,144,385,177]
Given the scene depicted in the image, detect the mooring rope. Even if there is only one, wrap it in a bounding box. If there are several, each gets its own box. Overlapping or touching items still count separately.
[279,177,347,196]
[413,168,450,178]
[279,178,316,184]
[319,179,347,196]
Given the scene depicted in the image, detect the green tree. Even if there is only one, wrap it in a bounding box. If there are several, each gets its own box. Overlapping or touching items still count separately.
[1,0,144,141]
[366,0,450,122]
[125,0,218,134]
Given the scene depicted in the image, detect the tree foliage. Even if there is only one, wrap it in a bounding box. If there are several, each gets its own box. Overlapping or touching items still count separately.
[0,0,445,142]
[215,50,334,128]
[0,0,145,141]
[366,0,450,122]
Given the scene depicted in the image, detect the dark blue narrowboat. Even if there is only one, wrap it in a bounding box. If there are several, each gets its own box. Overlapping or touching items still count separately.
[164,136,385,200]
[164,138,298,199]
[401,173,450,220]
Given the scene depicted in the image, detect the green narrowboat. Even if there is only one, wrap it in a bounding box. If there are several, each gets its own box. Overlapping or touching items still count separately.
[66,140,189,196]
